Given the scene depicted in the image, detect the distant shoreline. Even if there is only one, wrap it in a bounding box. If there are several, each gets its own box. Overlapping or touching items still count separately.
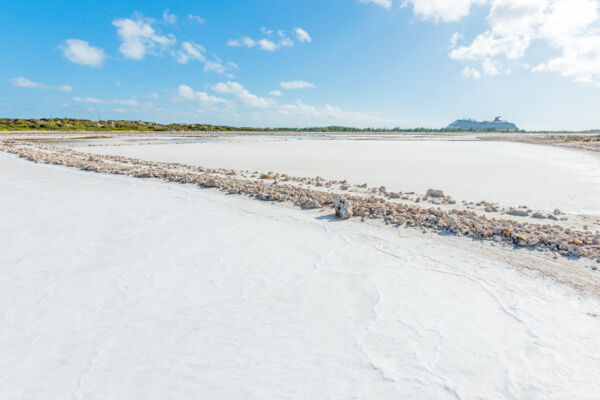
[2,118,600,134]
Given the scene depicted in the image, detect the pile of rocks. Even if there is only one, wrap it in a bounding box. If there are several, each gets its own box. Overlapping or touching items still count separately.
[2,140,599,261]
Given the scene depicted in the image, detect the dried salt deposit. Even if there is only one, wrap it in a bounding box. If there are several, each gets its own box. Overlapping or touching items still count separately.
[1,150,600,399]
[2,140,599,261]
[78,136,600,215]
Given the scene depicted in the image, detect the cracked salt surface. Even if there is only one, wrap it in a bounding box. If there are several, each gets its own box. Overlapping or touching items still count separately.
[1,152,600,399]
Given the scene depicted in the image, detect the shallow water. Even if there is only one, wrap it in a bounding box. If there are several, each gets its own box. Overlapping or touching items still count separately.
[82,137,600,214]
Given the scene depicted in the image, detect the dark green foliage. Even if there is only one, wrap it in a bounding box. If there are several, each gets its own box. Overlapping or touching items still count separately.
[0,118,596,133]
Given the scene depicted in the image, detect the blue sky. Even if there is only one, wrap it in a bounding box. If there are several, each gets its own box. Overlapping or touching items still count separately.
[2,0,600,130]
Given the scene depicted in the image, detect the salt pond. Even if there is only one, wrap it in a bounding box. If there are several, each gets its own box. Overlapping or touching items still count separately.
[82,136,600,214]
[1,152,600,399]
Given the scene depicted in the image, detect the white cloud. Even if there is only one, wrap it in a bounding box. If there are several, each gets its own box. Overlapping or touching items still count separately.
[187,14,205,24]
[461,66,482,79]
[204,60,225,74]
[212,81,275,108]
[359,0,393,9]
[73,96,140,107]
[406,0,488,22]
[227,61,239,70]
[229,28,311,52]
[228,36,256,48]
[294,28,312,43]
[449,32,464,48]
[280,80,316,89]
[279,37,294,47]
[163,8,177,24]
[269,90,283,96]
[9,77,73,92]
[443,0,600,86]
[113,16,176,60]
[176,41,206,64]
[276,100,403,127]
[242,37,256,47]
[60,39,106,67]
[482,58,499,75]
[176,85,228,106]
[258,38,278,51]
[54,85,74,92]
[10,77,44,89]
[450,31,530,61]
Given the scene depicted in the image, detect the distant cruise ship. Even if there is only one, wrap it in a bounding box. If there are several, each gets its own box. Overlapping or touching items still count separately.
[446,116,519,131]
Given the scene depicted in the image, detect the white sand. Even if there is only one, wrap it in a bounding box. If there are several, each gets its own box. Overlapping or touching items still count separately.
[80,137,600,215]
[1,152,600,399]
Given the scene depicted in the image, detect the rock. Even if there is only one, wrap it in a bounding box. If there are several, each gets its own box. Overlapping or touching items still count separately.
[572,238,584,245]
[301,200,321,209]
[532,212,545,219]
[485,206,498,213]
[553,209,562,215]
[425,189,446,199]
[334,197,353,219]
[507,208,529,217]
[448,216,457,232]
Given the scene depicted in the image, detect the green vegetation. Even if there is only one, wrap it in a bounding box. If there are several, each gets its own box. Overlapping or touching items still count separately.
[0,118,448,132]
[1,117,599,133]
[0,118,249,132]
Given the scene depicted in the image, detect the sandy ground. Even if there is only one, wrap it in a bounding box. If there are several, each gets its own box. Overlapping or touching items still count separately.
[2,151,600,399]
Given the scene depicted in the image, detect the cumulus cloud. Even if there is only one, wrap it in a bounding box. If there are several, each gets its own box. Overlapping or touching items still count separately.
[276,100,403,127]
[204,60,225,74]
[294,28,312,43]
[482,58,499,75]
[359,0,393,9]
[258,38,278,51]
[406,0,488,22]
[449,32,464,48]
[212,81,275,108]
[449,31,530,61]
[269,90,283,96]
[227,36,256,47]
[176,85,228,106]
[9,77,73,92]
[162,8,177,24]
[187,14,205,24]
[280,80,316,89]
[389,0,600,86]
[60,39,106,67]
[175,41,205,64]
[461,66,482,79]
[113,16,176,60]
[228,28,310,52]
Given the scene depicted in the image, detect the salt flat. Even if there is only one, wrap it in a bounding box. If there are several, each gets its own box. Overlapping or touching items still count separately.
[80,137,600,215]
[2,152,600,399]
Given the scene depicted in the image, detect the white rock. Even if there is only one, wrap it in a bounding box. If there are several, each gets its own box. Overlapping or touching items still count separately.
[334,197,353,219]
